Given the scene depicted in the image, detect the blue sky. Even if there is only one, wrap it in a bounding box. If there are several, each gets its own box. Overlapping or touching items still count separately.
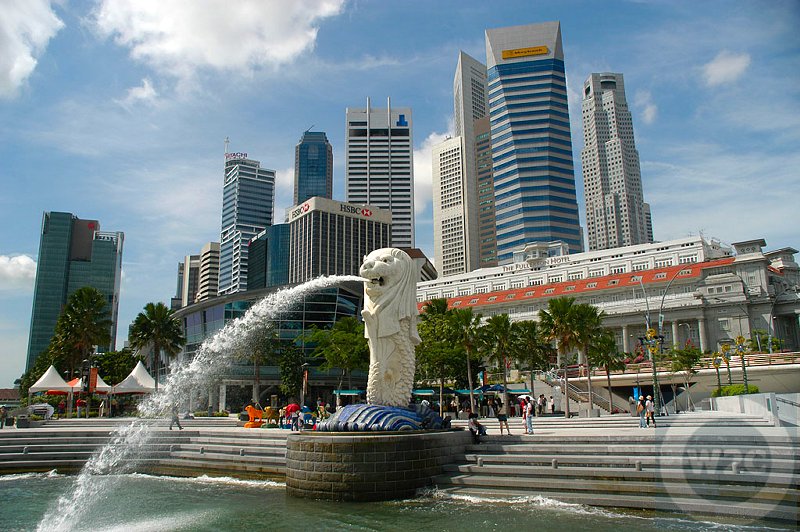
[1,0,798,387]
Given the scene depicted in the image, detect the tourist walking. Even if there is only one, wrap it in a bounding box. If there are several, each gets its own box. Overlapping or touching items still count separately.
[0,406,7,429]
[497,399,511,435]
[645,395,657,428]
[169,404,183,430]
[637,396,646,428]
[537,394,546,417]
[549,395,555,414]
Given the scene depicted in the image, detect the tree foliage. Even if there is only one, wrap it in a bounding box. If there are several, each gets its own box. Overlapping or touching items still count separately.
[277,342,305,398]
[305,317,369,390]
[93,348,143,385]
[128,302,185,390]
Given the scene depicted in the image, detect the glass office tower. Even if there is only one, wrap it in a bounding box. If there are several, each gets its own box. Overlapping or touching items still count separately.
[219,152,275,295]
[26,211,123,370]
[485,21,583,262]
[294,131,333,205]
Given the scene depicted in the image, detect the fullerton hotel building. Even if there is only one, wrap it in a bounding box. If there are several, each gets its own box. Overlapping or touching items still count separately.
[416,236,800,355]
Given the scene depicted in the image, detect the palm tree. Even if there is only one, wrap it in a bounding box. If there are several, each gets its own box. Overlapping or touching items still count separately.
[55,286,112,377]
[515,320,555,395]
[539,296,579,417]
[571,303,605,412]
[129,302,185,390]
[239,323,281,404]
[307,317,369,393]
[588,329,626,414]
[480,314,518,414]
[449,307,483,414]
[418,298,458,415]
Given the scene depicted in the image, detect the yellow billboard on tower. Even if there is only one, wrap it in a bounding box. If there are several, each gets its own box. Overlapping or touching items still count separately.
[501,46,549,59]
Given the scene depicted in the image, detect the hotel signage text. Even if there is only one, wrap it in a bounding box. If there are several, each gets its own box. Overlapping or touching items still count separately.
[501,46,549,60]
[502,254,571,272]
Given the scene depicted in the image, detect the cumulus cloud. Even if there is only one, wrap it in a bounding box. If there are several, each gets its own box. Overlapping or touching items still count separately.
[0,0,64,98]
[413,130,451,216]
[702,50,751,87]
[634,90,657,125]
[0,255,36,291]
[92,0,346,79]
[116,77,158,108]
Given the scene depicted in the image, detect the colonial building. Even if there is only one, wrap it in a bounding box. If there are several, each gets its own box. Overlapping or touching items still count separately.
[417,236,800,354]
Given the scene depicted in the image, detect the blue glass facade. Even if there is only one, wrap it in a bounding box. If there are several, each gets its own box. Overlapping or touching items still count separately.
[246,224,290,290]
[486,22,583,262]
[26,212,123,370]
[294,131,333,205]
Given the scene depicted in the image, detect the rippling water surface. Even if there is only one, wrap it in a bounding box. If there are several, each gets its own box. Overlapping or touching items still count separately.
[0,472,789,532]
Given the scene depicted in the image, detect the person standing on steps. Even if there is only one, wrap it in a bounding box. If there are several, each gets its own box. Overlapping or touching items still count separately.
[0,406,7,429]
[524,398,534,435]
[645,395,657,428]
[497,398,511,435]
[549,395,555,414]
[637,396,646,428]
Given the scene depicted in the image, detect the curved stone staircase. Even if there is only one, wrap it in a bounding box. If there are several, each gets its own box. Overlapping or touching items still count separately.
[441,412,797,523]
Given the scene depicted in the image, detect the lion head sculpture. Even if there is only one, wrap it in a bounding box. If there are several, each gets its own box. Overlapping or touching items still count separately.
[359,248,420,407]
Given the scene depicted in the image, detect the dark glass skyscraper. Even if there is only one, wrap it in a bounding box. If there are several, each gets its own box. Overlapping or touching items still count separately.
[485,21,583,261]
[26,211,124,370]
[294,131,333,205]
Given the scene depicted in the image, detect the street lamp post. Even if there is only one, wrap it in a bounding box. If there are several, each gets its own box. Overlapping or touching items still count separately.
[636,279,662,416]
[733,335,750,393]
[711,354,722,395]
[720,344,733,385]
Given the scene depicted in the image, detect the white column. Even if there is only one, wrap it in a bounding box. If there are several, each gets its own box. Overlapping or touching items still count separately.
[698,318,707,352]
[218,384,227,412]
[672,321,679,348]
[622,325,630,353]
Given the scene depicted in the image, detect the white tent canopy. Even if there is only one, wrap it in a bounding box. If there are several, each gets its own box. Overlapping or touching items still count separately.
[70,375,113,394]
[29,365,71,393]
[114,361,156,394]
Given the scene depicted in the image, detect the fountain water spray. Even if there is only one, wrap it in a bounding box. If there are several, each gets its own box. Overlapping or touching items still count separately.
[37,275,364,532]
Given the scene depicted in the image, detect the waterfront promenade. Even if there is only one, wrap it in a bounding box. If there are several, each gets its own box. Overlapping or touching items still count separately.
[0,411,796,524]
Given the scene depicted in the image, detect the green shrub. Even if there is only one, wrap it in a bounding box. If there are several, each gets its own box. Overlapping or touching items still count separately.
[711,384,760,397]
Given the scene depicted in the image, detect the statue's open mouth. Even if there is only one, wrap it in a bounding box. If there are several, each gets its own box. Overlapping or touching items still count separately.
[365,276,384,286]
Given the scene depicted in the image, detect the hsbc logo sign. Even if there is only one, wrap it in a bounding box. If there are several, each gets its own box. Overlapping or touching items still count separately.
[290,203,311,218]
[340,205,372,217]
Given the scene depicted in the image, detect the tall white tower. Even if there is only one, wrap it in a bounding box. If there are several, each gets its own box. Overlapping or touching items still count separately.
[452,51,488,273]
[432,136,471,277]
[345,97,415,248]
[581,73,653,250]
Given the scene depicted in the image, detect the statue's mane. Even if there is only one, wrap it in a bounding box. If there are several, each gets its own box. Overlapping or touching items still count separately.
[362,248,420,343]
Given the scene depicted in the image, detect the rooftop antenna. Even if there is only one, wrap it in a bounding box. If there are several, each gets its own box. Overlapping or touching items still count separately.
[224,136,230,155]
[304,125,314,134]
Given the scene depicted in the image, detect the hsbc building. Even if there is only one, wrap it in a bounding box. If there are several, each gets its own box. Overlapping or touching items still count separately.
[288,196,391,283]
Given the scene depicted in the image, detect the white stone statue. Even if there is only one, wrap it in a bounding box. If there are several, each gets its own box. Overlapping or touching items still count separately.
[359,248,421,408]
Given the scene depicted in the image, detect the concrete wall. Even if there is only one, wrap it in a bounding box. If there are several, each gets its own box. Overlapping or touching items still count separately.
[712,393,799,427]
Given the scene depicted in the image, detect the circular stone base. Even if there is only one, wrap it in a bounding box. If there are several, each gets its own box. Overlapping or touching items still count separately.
[285,430,471,501]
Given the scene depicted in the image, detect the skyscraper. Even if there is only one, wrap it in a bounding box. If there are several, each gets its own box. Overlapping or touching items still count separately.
[432,136,471,277]
[581,73,653,250]
[294,131,333,205]
[26,212,123,370]
[449,51,488,273]
[485,21,583,262]
[219,150,275,295]
[287,197,391,284]
[475,116,498,267]
[345,97,414,248]
[196,241,220,302]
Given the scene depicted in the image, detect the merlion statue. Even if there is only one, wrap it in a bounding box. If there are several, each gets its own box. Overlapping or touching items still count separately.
[359,248,421,408]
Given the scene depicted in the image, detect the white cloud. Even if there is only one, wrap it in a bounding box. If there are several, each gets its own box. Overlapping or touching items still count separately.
[274,166,295,221]
[702,50,751,87]
[634,90,657,125]
[0,0,64,98]
[116,77,158,108]
[0,255,36,292]
[413,130,451,216]
[92,0,346,79]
